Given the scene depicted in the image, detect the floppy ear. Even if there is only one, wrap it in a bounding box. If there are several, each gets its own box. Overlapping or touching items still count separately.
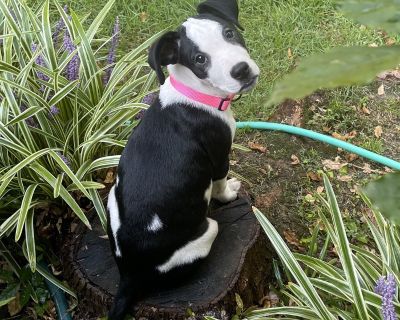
[148,31,180,85]
[197,0,244,30]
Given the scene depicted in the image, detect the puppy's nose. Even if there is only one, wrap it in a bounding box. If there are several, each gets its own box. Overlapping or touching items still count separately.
[231,62,250,80]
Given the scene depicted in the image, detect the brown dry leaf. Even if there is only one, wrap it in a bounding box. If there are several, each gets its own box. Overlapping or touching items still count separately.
[347,130,357,139]
[377,84,385,96]
[385,167,394,173]
[307,171,322,181]
[139,12,149,22]
[255,187,283,208]
[361,106,371,115]
[345,153,359,162]
[378,70,400,79]
[260,291,280,308]
[374,125,383,138]
[248,141,267,153]
[104,169,115,184]
[316,186,324,194]
[362,163,373,174]
[338,175,352,182]
[288,47,293,59]
[284,229,301,247]
[8,293,22,316]
[290,154,300,165]
[322,126,331,132]
[322,159,348,171]
[332,132,347,141]
[386,38,396,46]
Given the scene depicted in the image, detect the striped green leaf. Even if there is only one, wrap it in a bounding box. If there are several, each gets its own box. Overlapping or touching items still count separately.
[253,206,335,320]
[322,173,369,319]
[15,184,38,241]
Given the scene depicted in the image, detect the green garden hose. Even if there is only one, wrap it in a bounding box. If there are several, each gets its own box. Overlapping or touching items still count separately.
[236,121,400,171]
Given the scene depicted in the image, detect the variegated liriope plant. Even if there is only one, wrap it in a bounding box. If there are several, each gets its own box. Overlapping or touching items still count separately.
[0,0,161,302]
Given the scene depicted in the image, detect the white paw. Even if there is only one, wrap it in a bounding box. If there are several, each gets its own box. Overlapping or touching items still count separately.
[227,178,241,192]
[218,178,241,203]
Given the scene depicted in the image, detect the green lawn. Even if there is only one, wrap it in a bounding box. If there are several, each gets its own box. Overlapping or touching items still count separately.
[30,0,382,120]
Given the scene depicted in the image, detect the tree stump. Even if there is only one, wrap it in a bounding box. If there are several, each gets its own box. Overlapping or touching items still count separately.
[63,195,272,319]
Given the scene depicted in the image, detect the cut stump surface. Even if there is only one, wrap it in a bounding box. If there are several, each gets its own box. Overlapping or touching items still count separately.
[63,196,271,319]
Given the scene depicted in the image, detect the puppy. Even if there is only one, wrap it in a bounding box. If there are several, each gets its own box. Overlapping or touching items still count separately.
[107,0,259,319]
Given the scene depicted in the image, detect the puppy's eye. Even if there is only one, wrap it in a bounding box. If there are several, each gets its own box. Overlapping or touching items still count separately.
[225,29,235,39]
[195,54,207,64]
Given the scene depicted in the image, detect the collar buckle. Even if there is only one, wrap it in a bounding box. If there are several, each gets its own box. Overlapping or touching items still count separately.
[218,97,232,111]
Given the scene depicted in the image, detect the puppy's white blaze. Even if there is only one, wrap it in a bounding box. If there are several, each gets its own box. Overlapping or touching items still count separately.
[204,180,213,204]
[157,218,218,273]
[147,214,163,232]
[107,185,122,257]
[160,76,236,139]
[182,18,260,93]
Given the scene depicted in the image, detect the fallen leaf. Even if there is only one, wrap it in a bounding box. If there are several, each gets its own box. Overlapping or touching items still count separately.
[362,163,373,174]
[361,106,371,115]
[8,293,22,316]
[307,171,322,181]
[338,175,352,182]
[347,130,357,139]
[368,43,378,47]
[248,141,267,153]
[316,186,324,194]
[284,229,301,247]
[377,84,385,96]
[345,153,359,162]
[139,12,149,22]
[260,291,280,308]
[374,125,383,138]
[322,126,331,132]
[322,159,348,171]
[104,169,114,184]
[378,70,400,79]
[255,187,283,208]
[386,38,396,46]
[290,154,300,165]
[288,47,293,59]
[332,132,347,141]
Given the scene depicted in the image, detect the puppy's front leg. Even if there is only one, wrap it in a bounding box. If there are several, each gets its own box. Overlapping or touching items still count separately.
[212,176,241,203]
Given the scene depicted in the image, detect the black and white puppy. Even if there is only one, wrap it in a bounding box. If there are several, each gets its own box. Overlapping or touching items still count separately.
[107,0,259,319]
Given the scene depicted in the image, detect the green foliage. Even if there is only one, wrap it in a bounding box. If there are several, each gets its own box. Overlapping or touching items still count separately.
[267,46,400,106]
[337,0,400,35]
[249,175,400,320]
[364,173,400,224]
[0,0,158,308]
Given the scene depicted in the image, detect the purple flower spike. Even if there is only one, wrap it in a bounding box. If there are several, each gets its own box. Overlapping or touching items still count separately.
[31,43,49,82]
[104,16,120,85]
[53,5,68,46]
[49,105,60,117]
[375,274,398,320]
[20,104,38,128]
[63,31,80,81]
[56,151,71,169]
[141,92,158,105]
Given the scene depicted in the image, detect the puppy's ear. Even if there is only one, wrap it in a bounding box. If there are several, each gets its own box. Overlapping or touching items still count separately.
[148,31,180,85]
[197,0,244,30]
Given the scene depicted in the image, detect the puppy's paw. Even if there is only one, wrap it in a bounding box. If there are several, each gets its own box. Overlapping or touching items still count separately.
[227,178,241,192]
[216,178,241,203]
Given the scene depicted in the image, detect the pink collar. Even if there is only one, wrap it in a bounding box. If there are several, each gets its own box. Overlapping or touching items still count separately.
[169,75,235,111]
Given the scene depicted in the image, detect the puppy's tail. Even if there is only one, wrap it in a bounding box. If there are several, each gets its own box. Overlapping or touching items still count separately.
[108,277,138,320]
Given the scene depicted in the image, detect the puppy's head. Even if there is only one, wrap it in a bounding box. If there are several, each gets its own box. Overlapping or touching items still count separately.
[148,0,260,95]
